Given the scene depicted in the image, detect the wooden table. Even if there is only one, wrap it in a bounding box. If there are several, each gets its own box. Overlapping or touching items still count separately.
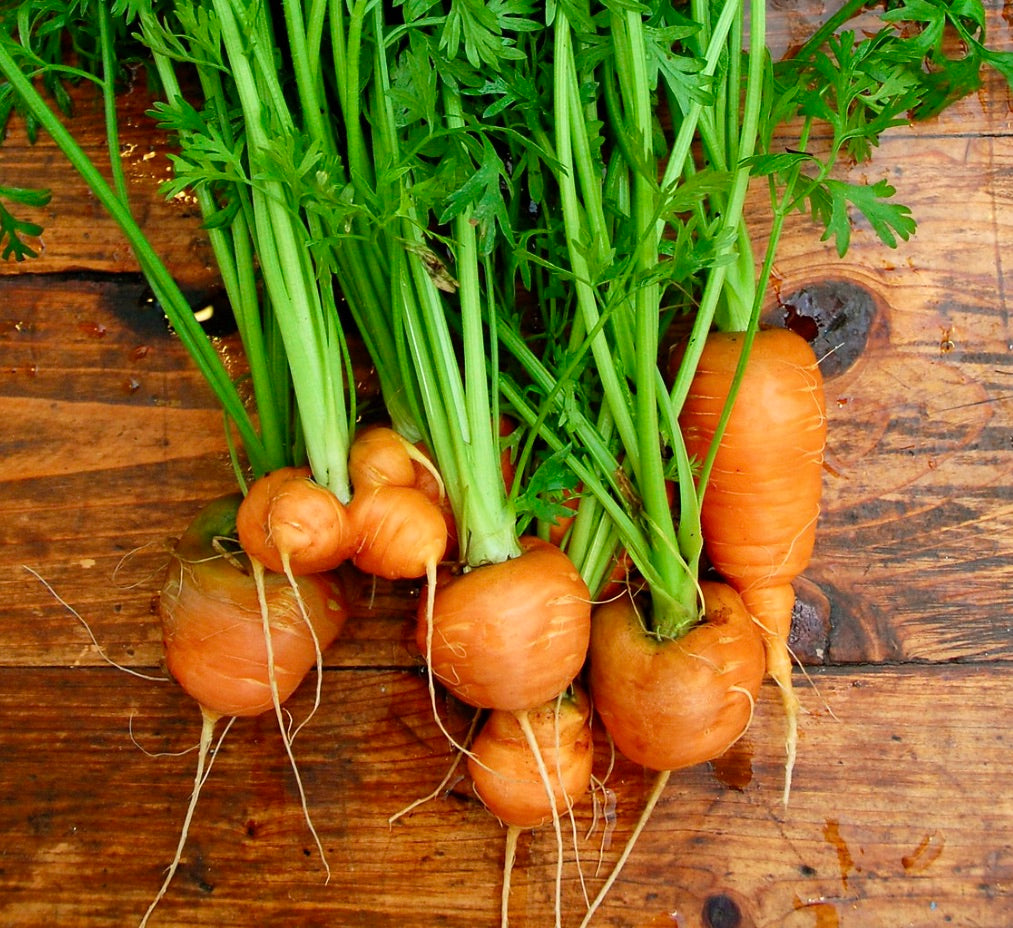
[2,7,1011,927]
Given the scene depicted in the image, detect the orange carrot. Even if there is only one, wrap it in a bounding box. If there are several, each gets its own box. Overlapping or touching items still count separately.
[348,483,449,580]
[348,424,432,491]
[416,537,591,712]
[469,686,594,829]
[469,685,595,928]
[161,493,349,717]
[678,326,827,801]
[235,466,356,576]
[588,581,765,772]
[145,493,350,925]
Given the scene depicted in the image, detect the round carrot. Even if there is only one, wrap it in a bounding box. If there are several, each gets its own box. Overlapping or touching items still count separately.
[236,466,356,576]
[588,581,764,771]
[161,493,349,717]
[678,326,827,799]
[416,537,591,712]
[349,424,425,490]
[349,483,449,580]
[469,685,594,928]
[468,686,594,829]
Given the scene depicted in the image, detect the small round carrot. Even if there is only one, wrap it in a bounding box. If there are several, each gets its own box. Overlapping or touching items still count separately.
[588,581,765,772]
[236,466,356,576]
[147,493,349,924]
[469,685,594,928]
[468,686,594,829]
[348,424,428,490]
[416,537,591,712]
[348,483,449,580]
[162,493,349,718]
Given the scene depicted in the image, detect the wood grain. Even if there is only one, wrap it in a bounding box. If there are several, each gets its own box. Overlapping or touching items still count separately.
[1,665,1010,927]
[1,3,1012,926]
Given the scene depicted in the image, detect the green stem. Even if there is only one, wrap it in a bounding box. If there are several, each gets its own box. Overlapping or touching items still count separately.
[614,8,696,635]
[140,14,289,471]
[0,35,270,474]
[214,0,351,499]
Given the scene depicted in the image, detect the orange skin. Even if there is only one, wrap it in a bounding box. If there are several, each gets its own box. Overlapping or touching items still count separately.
[160,494,349,718]
[677,329,826,680]
[348,425,419,490]
[678,328,826,606]
[589,582,764,771]
[416,537,591,712]
[348,483,448,580]
[677,328,826,797]
[468,686,594,829]
[412,452,459,557]
[236,466,356,575]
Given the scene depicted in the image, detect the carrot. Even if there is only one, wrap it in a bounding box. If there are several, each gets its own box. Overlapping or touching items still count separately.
[411,445,459,557]
[589,581,764,773]
[235,466,357,576]
[416,536,591,712]
[469,686,594,829]
[348,424,439,492]
[348,483,449,580]
[143,493,350,926]
[468,685,595,928]
[678,326,827,802]
[162,493,349,717]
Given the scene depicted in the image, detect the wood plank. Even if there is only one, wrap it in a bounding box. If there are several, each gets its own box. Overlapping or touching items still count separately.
[0,74,218,289]
[757,128,1013,663]
[1,663,1009,927]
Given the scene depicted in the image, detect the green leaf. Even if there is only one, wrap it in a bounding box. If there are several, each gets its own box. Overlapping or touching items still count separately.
[0,183,51,261]
[512,443,580,524]
[815,177,916,257]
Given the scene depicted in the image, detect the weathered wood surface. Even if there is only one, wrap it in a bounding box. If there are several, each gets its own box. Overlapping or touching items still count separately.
[2,3,1012,926]
[3,663,1011,928]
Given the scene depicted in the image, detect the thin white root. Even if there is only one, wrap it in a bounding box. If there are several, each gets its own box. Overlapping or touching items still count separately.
[128,712,199,759]
[501,825,521,928]
[281,556,326,742]
[422,560,478,760]
[514,709,565,928]
[138,705,221,928]
[251,559,330,882]
[578,769,671,928]
[548,692,589,907]
[388,709,481,826]
[23,565,167,682]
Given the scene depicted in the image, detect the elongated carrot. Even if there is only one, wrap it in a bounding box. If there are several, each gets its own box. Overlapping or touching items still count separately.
[678,326,827,802]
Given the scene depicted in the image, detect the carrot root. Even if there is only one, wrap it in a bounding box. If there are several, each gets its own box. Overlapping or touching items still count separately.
[742,583,800,806]
[514,708,565,928]
[250,559,330,882]
[578,770,671,928]
[137,705,221,928]
[388,709,481,826]
[501,825,521,928]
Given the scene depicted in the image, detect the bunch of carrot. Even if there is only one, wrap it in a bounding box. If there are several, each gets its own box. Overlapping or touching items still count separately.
[3,0,1010,924]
